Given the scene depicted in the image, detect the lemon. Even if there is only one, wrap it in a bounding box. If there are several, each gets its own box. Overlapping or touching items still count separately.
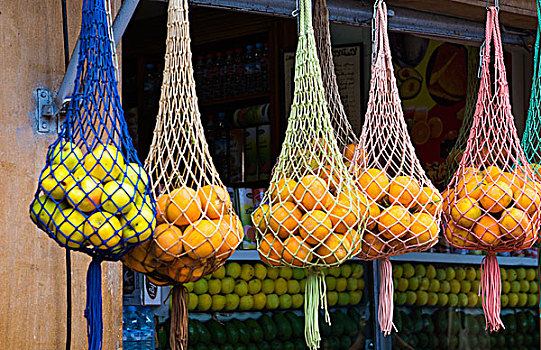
[188,293,198,311]
[349,291,362,305]
[449,280,460,294]
[501,294,509,307]
[396,278,408,292]
[248,279,262,294]
[267,267,280,280]
[358,279,365,291]
[448,293,458,307]
[428,279,440,293]
[415,264,426,277]
[403,263,415,278]
[266,294,279,309]
[325,276,337,291]
[211,295,226,311]
[292,294,303,308]
[406,291,417,305]
[347,278,358,291]
[328,267,341,277]
[287,280,300,294]
[508,293,519,307]
[340,265,352,278]
[185,282,194,292]
[240,264,255,281]
[338,293,350,306]
[425,265,436,279]
[226,262,241,278]
[292,268,305,280]
[261,279,274,294]
[460,280,471,293]
[193,279,208,295]
[300,279,306,293]
[336,278,347,292]
[221,277,235,294]
[438,293,448,306]
[467,292,478,307]
[239,295,254,310]
[275,278,288,296]
[518,293,528,307]
[457,293,468,307]
[197,294,212,311]
[254,263,267,280]
[351,264,364,279]
[212,266,226,279]
[225,294,240,311]
[327,291,338,306]
[520,280,530,292]
[465,267,476,281]
[234,280,248,297]
[427,292,438,306]
[416,291,428,306]
[396,292,407,305]
[279,294,292,309]
[455,267,466,281]
[253,293,266,310]
[279,266,293,280]
[208,279,221,295]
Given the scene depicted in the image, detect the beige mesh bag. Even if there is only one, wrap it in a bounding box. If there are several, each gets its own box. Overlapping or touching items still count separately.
[353,0,442,336]
[251,0,368,348]
[122,0,243,348]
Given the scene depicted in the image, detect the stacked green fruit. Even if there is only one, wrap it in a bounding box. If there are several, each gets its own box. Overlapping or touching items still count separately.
[393,263,539,308]
[185,262,365,312]
[393,308,539,350]
[31,141,154,251]
[186,309,365,350]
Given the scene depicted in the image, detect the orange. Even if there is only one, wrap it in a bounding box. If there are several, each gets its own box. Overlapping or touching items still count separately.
[147,276,170,286]
[360,232,385,257]
[444,221,477,248]
[123,242,160,273]
[377,206,411,240]
[182,219,223,260]
[326,191,366,233]
[441,188,455,216]
[456,173,484,200]
[154,224,183,262]
[520,229,536,249]
[473,215,501,246]
[483,165,504,182]
[479,181,513,213]
[316,233,351,264]
[293,175,330,211]
[258,233,283,266]
[513,182,540,215]
[417,186,442,216]
[282,235,313,266]
[450,197,482,228]
[270,178,298,202]
[500,208,531,240]
[268,202,302,239]
[166,187,202,226]
[367,202,381,230]
[214,215,243,259]
[317,165,340,190]
[251,204,269,233]
[388,176,421,207]
[166,255,198,283]
[299,210,332,245]
[358,169,390,202]
[343,144,357,162]
[197,185,231,219]
[156,193,170,224]
[409,212,438,244]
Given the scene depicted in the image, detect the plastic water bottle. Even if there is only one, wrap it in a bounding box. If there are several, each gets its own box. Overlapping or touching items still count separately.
[223,50,234,97]
[138,307,155,350]
[214,52,225,98]
[233,48,245,95]
[123,306,140,350]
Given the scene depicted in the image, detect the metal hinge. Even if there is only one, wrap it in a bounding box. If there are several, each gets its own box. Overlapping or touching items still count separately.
[34,87,58,133]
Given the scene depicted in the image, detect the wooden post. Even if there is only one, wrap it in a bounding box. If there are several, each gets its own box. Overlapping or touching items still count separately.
[0,0,123,349]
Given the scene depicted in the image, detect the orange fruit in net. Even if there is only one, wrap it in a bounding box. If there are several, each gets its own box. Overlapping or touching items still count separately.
[282,234,313,266]
[316,233,352,264]
[316,165,340,190]
[182,219,223,260]
[299,210,332,245]
[377,205,411,240]
[270,178,298,202]
[388,176,421,207]
[409,212,438,245]
[214,215,243,259]
[123,242,159,273]
[325,191,365,234]
[147,276,170,286]
[268,201,302,239]
[252,204,269,233]
[450,197,482,228]
[156,193,170,224]
[361,232,385,257]
[479,181,513,213]
[444,221,477,248]
[513,182,540,215]
[358,168,389,202]
[197,185,231,220]
[441,188,455,216]
[456,173,484,200]
[343,144,357,162]
[483,165,504,182]
[520,229,536,249]
[166,255,198,283]
[293,175,330,211]
[473,215,500,246]
[258,233,284,266]
[166,187,202,226]
[367,202,381,230]
[154,224,184,262]
[500,208,531,240]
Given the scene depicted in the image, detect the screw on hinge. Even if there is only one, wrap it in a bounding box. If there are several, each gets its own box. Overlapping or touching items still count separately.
[35,87,58,134]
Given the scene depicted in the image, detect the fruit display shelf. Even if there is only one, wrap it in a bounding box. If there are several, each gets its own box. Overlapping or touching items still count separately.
[182,261,367,314]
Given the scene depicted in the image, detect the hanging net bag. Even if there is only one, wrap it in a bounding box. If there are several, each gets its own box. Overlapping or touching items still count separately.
[313,0,359,161]
[443,5,540,332]
[251,0,367,348]
[445,46,480,185]
[353,0,442,336]
[29,0,156,348]
[522,0,541,170]
[121,0,243,348]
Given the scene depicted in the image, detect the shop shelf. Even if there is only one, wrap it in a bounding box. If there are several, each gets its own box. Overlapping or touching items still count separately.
[389,252,537,266]
[199,91,270,107]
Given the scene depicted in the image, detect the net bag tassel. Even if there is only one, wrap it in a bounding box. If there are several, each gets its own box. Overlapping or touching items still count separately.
[378,258,396,336]
[479,253,503,332]
[170,285,188,350]
[122,0,243,347]
[85,258,103,350]
[353,0,441,335]
[252,0,367,349]
[443,6,540,332]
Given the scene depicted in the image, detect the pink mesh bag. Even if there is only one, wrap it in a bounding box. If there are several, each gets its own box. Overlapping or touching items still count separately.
[353,0,442,336]
[443,6,540,332]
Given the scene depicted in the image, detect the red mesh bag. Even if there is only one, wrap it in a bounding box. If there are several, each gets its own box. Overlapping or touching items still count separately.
[353,1,442,335]
[443,6,540,332]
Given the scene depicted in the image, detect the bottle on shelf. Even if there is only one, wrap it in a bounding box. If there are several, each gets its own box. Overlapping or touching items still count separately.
[254,43,263,92]
[215,112,230,182]
[244,45,255,94]
[214,51,225,99]
[205,114,217,156]
[223,50,235,98]
[195,55,205,95]
[204,53,216,100]
[262,42,269,92]
[233,47,245,95]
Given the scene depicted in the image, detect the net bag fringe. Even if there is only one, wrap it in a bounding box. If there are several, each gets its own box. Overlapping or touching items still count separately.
[353,1,442,335]
[121,0,243,348]
[29,1,156,348]
[443,6,540,332]
[251,0,367,348]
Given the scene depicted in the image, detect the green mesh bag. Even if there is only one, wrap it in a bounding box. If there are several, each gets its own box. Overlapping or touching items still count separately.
[251,0,368,348]
[445,46,480,185]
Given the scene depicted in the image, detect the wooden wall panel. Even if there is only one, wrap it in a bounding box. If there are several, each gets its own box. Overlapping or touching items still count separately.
[0,0,123,349]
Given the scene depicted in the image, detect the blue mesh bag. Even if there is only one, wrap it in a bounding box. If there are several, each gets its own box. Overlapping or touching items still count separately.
[29,0,156,348]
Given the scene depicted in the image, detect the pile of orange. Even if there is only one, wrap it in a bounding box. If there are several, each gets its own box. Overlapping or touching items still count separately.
[444,165,540,250]
[355,166,442,259]
[123,184,243,283]
[253,169,365,267]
